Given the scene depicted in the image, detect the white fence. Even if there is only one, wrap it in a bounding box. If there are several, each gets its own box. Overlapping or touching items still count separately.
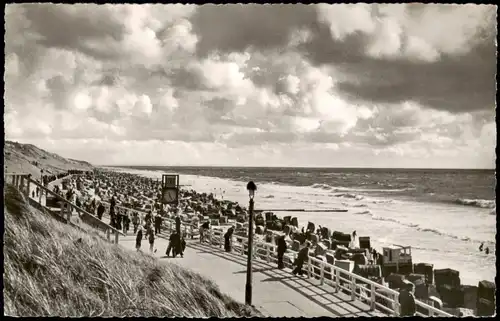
[160,218,452,317]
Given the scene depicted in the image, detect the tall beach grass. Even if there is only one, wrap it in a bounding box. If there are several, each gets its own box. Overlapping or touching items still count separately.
[3,184,260,317]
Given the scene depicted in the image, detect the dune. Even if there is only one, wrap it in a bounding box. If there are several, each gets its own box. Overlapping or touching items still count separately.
[4,140,93,177]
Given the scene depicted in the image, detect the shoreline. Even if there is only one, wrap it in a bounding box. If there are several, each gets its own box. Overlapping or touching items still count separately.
[98,166,494,289]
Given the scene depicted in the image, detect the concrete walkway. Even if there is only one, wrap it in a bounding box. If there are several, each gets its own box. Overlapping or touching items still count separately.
[118,231,385,317]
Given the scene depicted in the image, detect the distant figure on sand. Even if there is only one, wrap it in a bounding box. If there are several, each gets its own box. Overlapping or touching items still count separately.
[292,241,310,276]
[479,243,484,252]
[277,235,288,269]
[136,226,143,252]
[485,247,489,255]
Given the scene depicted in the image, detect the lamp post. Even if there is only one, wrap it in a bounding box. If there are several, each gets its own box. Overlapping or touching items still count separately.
[245,181,257,306]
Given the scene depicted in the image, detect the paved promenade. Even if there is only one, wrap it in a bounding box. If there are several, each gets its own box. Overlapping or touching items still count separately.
[118,231,385,317]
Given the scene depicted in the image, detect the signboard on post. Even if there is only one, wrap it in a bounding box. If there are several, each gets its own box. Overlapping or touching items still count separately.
[161,174,179,205]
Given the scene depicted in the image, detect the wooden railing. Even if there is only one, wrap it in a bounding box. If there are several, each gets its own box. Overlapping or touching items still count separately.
[5,173,125,244]
[157,216,452,317]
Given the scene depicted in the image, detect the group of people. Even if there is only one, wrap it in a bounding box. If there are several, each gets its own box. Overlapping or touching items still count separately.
[134,214,186,257]
[479,243,490,255]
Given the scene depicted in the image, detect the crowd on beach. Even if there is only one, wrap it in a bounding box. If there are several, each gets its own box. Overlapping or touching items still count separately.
[44,169,494,317]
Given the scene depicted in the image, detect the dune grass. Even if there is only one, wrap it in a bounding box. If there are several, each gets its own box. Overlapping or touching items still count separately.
[3,184,261,317]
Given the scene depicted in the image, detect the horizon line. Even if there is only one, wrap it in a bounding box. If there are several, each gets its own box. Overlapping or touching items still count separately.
[98,164,495,171]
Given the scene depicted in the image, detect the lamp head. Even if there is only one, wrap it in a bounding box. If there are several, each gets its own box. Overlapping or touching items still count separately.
[246,181,257,199]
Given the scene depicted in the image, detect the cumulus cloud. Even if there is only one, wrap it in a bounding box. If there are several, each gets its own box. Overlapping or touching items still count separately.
[4,3,496,168]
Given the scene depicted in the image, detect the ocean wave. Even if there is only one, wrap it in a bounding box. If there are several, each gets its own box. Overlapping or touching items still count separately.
[333,193,364,200]
[371,199,393,204]
[351,204,368,208]
[363,210,493,245]
[311,183,334,190]
[263,195,275,199]
[454,198,496,209]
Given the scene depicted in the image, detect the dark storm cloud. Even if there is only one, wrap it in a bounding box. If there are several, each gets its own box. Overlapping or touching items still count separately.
[190,4,318,57]
[331,42,496,113]
[191,4,496,114]
[168,67,213,91]
[20,4,126,60]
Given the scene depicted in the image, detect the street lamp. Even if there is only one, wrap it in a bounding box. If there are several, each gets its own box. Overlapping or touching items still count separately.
[245,181,257,306]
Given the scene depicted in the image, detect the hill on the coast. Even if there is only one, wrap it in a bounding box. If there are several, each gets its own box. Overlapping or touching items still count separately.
[3,184,260,317]
[4,140,93,176]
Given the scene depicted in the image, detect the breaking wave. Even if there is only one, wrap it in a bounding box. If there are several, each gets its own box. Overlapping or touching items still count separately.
[333,193,364,200]
[358,209,493,245]
[453,198,495,209]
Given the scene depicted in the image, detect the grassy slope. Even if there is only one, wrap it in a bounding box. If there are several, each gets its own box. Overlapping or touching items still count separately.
[3,185,260,317]
[4,140,93,176]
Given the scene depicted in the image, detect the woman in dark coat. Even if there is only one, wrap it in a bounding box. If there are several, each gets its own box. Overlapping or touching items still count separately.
[277,236,288,269]
[224,227,234,252]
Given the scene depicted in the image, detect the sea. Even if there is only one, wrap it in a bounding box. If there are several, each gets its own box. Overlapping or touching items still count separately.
[108,166,496,286]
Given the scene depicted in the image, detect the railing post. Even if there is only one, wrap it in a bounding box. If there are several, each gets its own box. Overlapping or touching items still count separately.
[15,175,20,188]
[393,293,400,317]
[351,276,356,301]
[106,229,111,242]
[320,261,325,285]
[335,269,340,292]
[114,231,119,244]
[241,238,245,255]
[266,245,270,263]
[11,175,16,185]
[307,257,311,278]
[370,283,376,311]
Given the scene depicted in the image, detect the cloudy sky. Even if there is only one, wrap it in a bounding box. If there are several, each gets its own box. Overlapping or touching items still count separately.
[4,4,497,168]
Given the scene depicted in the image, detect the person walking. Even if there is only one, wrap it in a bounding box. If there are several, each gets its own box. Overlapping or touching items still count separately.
[224,226,234,252]
[200,221,210,243]
[154,213,163,235]
[292,241,311,276]
[399,282,417,316]
[175,232,185,258]
[277,235,288,269]
[97,202,105,220]
[135,226,143,252]
[175,215,181,235]
[147,225,155,254]
[166,231,177,257]
[123,212,130,234]
[132,213,140,234]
